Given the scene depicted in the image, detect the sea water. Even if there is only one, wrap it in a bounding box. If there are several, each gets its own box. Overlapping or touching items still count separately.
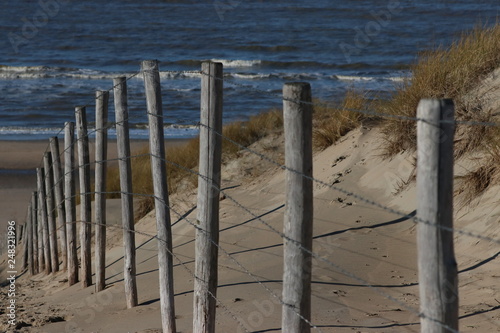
[0,0,498,140]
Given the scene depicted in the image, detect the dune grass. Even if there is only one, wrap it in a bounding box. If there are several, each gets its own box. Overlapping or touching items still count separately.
[312,90,372,150]
[381,23,500,157]
[380,23,500,200]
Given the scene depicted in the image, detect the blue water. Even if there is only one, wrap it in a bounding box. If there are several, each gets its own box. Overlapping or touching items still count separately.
[0,0,498,140]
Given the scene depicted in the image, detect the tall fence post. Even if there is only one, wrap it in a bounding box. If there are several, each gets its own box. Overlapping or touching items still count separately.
[142,60,177,332]
[65,121,78,285]
[44,152,59,272]
[37,167,52,274]
[193,61,223,333]
[416,99,458,333]
[95,90,109,293]
[113,77,138,308]
[75,106,92,287]
[282,82,314,333]
[50,136,67,271]
[23,205,31,272]
[31,191,38,274]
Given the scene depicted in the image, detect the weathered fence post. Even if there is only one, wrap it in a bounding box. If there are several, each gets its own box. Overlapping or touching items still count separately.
[75,106,92,287]
[416,99,458,333]
[37,189,45,273]
[44,152,59,272]
[95,90,109,293]
[194,61,223,333]
[65,121,78,285]
[50,136,67,270]
[282,82,314,333]
[31,191,38,274]
[142,59,177,333]
[37,167,52,274]
[113,77,138,308]
[23,206,31,271]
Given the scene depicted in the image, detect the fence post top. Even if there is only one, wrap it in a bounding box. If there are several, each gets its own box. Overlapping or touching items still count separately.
[113,76,127,83]
[283,81,311,89]
[141,60,159,71]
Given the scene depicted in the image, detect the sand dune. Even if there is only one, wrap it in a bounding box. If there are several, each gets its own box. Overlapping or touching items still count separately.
[1,121,498,332]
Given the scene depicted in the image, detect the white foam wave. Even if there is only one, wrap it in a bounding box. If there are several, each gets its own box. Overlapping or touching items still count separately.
[230,73,271,80]
[386,76,405,82]
[335,75,375,81]
[210,59,262,68]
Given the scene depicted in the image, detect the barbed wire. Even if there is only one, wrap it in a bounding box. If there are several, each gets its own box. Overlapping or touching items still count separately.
[198,122,500,246]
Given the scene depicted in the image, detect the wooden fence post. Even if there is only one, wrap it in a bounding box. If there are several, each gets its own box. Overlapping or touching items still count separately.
[282,82,314,333]
[142,59,177,332]
[65,121,78,285]
[31,191,39,274]
[23,205,31,272]
[113,77,138,308]
[416,99,458,333]
[50,136,68,271]
[75,107,92,287]
[194,61,223,333]
[37,167,52,274]
[95,90,109,293]
[44,152,60,272]
[36,188,45,273]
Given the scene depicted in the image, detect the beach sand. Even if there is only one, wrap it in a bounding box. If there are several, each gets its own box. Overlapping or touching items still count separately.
[0,139,187,254]
[0,125,498,332]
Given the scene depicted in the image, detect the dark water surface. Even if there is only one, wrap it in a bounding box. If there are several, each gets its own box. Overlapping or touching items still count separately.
[0,0,498,139]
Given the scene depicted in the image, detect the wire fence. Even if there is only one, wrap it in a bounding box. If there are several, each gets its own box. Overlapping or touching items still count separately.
[10,60,500,333]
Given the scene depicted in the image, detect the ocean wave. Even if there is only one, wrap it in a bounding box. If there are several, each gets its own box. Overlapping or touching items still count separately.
[210,59,262,68]
[335,75,376,81]
[0,125,199,139]
[229,73,272,80]
[334,75,405,82]
[0,65,138,80]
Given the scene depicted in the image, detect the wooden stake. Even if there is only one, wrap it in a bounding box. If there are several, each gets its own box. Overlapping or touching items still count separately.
[65,122,78,285]
[76,106,92,287]
[113,77,138,308]
[142,59,177,332]
[50,136,68,270]
[282,82,314,333]
[23,206,31,272]
[31,191,39,274]
[95,90,109,293]
[193,62,223,333]
[37,167,52,274]
[416,99,458,333]
[44,152,59,272]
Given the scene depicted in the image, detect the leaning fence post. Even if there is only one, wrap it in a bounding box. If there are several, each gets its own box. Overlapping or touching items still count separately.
[95,90,109,293]
[113,77,138,308]
[65,121,78,285]
[44,152,59,272]
[282,82,314,333]
[142,59,177,332]
[416,99,458,333]
[193,61,223,333]
[50,136,68,271]
[31,191,38,274]
[76,106,92,287]
[37,167,52,274]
